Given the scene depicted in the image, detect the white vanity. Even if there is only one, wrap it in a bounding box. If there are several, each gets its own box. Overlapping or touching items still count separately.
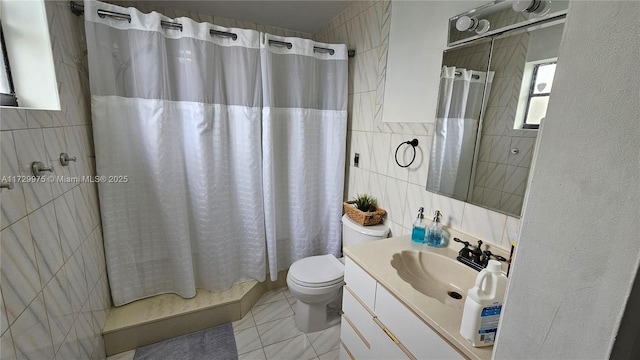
[339,236,499,360]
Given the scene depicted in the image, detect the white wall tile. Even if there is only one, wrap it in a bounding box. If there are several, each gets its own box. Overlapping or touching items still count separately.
[12,129,54,213]
[462,203,507,245]
[43,267,74,354]
[430,193,465,229]
[11,293,55,360]
[53,191,80,261]
[0,132,27,229]
[0,218,41,325]
[42,128,71,197]
[29,202,64,287]
[0,109,27,131]
[0,330,17,360]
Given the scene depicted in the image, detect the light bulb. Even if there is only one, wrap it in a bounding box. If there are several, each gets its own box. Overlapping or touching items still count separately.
[456,16,478,32]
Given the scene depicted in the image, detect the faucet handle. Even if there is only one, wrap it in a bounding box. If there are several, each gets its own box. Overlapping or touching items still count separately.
[453,237,470,247]
[482,250,507,264]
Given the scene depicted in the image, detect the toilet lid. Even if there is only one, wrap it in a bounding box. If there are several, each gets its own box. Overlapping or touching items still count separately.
[289,255,344,288]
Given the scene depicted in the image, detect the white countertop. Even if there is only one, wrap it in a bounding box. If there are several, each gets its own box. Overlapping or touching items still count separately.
[344,235,495,360]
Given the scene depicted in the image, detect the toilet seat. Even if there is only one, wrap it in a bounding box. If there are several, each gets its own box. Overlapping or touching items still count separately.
[288,254,344,288]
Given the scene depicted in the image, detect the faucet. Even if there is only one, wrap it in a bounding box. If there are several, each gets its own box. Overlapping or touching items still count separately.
[453,238,506,271]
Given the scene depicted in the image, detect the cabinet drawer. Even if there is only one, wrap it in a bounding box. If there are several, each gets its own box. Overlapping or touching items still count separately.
[344,257,377,310]
[342,286,374,346]
[340,315,370,359]
[375,285,463,359]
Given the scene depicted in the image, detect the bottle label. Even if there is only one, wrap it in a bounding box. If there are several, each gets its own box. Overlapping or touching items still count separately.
[478,305,502,344]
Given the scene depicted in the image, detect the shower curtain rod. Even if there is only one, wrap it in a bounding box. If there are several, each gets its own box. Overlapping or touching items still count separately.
[69,1,356,58]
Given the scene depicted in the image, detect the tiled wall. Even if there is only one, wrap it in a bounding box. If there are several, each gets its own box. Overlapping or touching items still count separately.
[473,32,538,216]
[314,0,520,249]
[0,1,109,359]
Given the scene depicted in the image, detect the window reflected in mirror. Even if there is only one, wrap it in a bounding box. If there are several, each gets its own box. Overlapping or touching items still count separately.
[427,22,564,217]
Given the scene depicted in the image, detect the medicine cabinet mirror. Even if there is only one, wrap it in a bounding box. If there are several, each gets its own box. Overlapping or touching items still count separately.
[426,19,565,217]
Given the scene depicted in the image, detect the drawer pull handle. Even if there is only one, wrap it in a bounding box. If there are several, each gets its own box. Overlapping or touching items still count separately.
[382,326,400,344]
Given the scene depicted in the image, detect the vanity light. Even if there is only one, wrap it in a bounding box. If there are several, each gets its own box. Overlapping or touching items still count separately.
[455,16,478,32]
[511,0,551,16]
[475,19,490,34]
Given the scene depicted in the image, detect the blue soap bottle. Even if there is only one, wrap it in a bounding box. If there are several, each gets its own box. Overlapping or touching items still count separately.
[426,210,444,247]
[410,207,426,244]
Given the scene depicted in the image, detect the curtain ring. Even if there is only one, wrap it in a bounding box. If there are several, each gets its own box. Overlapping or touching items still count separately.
[395,139,418,168]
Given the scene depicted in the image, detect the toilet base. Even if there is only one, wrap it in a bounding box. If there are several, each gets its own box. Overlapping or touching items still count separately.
[293,289,342,333]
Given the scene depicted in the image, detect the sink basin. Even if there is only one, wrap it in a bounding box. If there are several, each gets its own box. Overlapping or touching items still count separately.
[391,250,478,308]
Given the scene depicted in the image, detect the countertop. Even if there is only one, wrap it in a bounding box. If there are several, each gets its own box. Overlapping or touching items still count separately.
[343,235,496,360]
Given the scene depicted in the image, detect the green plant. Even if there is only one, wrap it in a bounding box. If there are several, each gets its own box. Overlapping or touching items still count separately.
[352,193,378,212]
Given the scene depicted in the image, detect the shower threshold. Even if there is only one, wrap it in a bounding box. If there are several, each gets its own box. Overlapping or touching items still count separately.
[103,272,287,356]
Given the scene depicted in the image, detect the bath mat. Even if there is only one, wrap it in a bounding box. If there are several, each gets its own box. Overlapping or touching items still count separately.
[133,323,238,360]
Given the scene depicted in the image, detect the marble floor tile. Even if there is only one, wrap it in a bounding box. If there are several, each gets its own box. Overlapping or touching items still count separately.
[238,348,267,360]
[318,348,340,360]
[232,312,256,332]
[234,326,262,355]
[256,315,303,347]
[254,289,286,307]
[263,334,317,360]
[251,299,294,325]
[307,324,341,356]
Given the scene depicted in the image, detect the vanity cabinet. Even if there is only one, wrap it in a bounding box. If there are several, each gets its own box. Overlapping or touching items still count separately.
[340,257,463,360]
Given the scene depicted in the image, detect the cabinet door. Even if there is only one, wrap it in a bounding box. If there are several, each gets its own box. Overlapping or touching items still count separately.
[369,317,412,360]
[375,285,463,359]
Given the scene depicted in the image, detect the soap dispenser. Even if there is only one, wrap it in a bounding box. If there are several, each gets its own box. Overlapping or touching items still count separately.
[426,210,444,247]
[410,207,426,244]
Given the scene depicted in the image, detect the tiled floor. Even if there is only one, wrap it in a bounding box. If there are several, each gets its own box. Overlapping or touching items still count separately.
[106,287,341,360]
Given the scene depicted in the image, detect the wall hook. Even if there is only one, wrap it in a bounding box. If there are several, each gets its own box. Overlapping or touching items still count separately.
[0,181,14,192]
[59,153,77,166]
[31,162,54,177]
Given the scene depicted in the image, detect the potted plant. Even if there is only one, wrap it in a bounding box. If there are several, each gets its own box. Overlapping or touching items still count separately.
[343,193,387,226]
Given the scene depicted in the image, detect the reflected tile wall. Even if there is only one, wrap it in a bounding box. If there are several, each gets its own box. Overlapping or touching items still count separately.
[314,1,521,248]
[0,2,109,359]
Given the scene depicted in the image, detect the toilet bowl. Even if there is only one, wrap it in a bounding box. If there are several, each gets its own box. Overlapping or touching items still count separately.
[286,214,389,332]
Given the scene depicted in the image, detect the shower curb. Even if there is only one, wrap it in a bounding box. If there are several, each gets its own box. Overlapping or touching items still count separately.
[103,271,288,356]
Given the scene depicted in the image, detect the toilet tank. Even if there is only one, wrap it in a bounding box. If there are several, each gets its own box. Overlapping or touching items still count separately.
[341,214,390,247]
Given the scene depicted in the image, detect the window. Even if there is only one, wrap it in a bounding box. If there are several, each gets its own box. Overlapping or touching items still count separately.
[514,58,557,130]
[522,61,556,129]
[0,18,18,107]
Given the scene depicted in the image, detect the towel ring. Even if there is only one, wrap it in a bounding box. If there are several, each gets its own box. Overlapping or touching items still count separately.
[395,139,419,168]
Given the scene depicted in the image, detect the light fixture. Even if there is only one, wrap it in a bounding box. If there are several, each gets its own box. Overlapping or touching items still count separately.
[455,16,478,32]
[512,0,551,16]
[475,19,490,34]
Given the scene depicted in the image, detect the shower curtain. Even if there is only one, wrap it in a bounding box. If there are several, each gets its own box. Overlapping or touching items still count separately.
[84,1,347,304]
[261,34,348,279]
[427,66,493,200]
[85,1,266,305]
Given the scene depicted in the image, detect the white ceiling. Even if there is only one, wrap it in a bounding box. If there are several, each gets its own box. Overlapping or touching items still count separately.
[146,1,355,34]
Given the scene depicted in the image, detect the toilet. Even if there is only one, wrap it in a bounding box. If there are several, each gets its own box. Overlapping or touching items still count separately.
[286,214,390,332]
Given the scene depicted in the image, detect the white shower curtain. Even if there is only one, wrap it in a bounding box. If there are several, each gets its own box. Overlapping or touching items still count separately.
[261,34,348,279]
[84,1,266,305]
[427,66,493,200]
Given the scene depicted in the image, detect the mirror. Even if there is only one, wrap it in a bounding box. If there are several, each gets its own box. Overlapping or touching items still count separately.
[427,21,564,217]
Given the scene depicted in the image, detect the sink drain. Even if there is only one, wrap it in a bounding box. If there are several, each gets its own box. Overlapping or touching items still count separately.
[447,291,462,300]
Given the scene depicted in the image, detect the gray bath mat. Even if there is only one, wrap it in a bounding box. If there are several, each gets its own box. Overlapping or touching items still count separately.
[133,323,238,360]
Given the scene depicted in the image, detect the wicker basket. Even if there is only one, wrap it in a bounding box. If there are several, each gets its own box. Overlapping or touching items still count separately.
[343,201,386,226]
